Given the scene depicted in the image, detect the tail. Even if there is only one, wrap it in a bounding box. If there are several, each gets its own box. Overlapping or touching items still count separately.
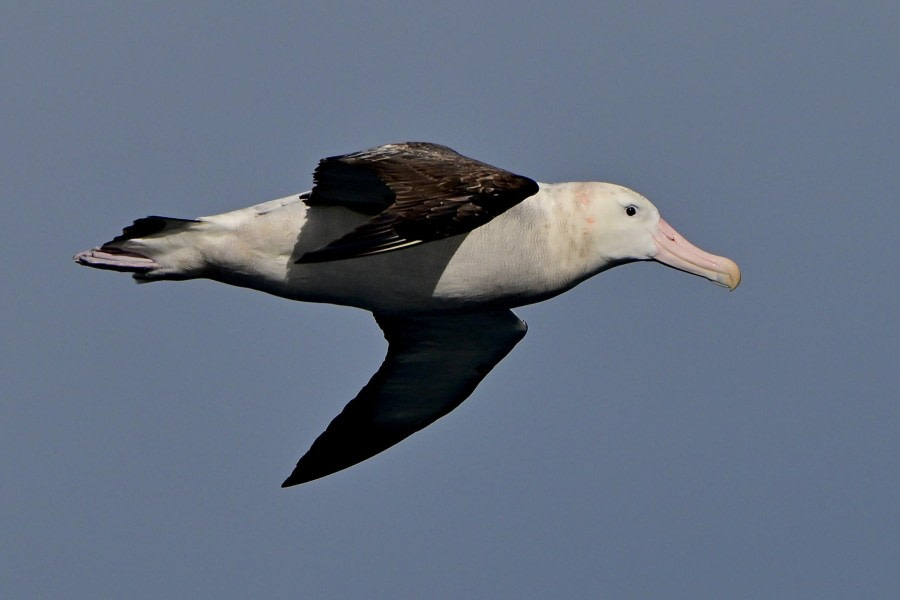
[74,216,202,281]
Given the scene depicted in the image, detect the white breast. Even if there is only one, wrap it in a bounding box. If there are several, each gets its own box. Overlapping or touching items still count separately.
[199,184,604,314]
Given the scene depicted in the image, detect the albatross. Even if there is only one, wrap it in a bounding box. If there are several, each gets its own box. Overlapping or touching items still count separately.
[74,142,741,487]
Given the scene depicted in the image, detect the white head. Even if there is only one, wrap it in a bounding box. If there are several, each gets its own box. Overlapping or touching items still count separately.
[575,183,741,289]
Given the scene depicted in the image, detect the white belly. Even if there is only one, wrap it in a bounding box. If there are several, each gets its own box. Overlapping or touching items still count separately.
[200,190,595,314]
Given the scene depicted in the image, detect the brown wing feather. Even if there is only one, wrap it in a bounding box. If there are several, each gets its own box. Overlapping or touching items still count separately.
[298,142,539,263]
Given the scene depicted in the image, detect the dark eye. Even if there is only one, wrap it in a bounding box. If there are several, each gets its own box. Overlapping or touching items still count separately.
[625,205,638,216]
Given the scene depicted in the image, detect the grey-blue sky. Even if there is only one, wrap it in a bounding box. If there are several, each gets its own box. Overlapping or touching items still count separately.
[3,2,898,598]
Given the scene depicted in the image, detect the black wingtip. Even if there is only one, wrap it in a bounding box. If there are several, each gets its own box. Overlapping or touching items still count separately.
[281,474,300,488]
[281,467,321,488]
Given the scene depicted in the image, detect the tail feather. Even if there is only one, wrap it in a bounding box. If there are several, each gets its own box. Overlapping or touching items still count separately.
[74,247,158,273]
[74,215,203,280]
[110,216,199,244]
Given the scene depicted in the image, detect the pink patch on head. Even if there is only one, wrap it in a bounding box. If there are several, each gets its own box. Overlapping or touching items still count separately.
[584,216,596,224]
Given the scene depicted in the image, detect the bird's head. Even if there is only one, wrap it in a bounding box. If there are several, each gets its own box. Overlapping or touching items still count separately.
[581,183,741,290]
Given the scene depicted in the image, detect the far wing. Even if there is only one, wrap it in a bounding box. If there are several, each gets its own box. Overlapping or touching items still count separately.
[297,142,539,263]
[281,309,528,487]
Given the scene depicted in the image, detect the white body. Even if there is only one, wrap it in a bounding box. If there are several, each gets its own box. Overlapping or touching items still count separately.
[157,182,649,315]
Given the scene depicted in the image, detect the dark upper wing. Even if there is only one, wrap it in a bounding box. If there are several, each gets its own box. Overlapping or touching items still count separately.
[297,142,539,263]
[281,310,528,487]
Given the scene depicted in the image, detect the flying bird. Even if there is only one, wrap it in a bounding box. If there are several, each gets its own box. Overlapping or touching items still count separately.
[74,142,741,487]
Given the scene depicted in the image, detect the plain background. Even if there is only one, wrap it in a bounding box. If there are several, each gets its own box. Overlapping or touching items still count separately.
[3,3,898,598]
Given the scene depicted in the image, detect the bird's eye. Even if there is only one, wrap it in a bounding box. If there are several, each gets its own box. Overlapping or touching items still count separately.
[625,205,638,216]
